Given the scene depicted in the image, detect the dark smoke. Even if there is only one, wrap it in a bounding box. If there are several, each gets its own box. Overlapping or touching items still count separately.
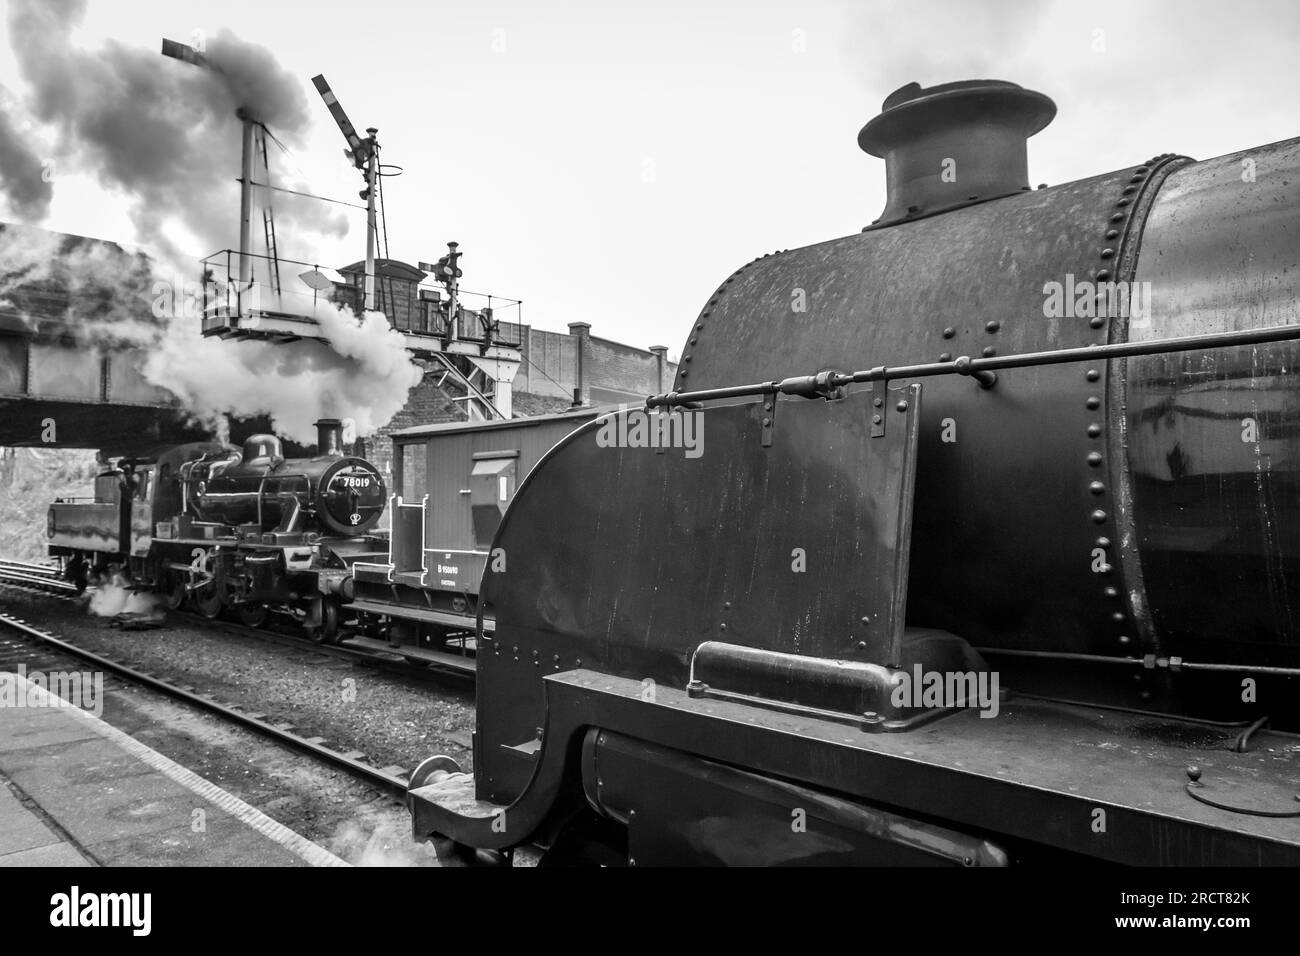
[3,0,346,259]
[0,0,422,446]
[0,86,52,221]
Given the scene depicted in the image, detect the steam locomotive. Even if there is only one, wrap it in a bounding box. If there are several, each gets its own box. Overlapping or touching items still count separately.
[49,418,387,640]
[406,80,1300,865]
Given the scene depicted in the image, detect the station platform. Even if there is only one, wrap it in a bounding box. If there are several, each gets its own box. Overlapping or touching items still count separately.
[0,673,347,867]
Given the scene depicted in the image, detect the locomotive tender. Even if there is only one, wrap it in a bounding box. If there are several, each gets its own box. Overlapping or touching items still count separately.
[407,80,1300,865]
[49,418,387,639]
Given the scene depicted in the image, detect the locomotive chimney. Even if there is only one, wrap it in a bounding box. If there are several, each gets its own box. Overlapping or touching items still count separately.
[859,79,1056,227]
[315,418,343,457]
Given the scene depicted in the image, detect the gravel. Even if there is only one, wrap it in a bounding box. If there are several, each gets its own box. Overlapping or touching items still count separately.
[0,583,483,865]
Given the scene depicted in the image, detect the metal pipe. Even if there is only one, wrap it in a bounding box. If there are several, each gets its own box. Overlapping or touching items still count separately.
[364,129,378,312]
[977,645,1300,678]
[238,115,255,287]
[646,321,1300,408]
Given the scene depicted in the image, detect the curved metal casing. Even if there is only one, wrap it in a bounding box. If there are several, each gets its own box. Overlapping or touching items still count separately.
[462,135,1300,810]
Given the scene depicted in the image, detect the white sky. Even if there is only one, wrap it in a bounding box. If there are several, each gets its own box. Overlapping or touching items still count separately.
[2,0,1298,355]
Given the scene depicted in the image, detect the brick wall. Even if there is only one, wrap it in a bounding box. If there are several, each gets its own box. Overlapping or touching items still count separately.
[356,360,464,499]
[585,334,678,402]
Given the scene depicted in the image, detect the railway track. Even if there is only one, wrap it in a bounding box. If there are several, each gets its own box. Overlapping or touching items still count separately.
[0,559,75,593]
[0,610,413,799]
[0,559,476,680]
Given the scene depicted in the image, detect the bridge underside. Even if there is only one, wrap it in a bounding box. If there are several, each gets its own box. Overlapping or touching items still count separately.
[0,397,210,455]
[0,331,208,454]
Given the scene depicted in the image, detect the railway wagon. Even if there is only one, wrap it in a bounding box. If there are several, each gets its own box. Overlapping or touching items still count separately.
[404,80,1300,866]
[348,407,599,669]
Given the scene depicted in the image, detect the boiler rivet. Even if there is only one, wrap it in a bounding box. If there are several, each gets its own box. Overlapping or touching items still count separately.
[1105,229,1119,239]
[1109,213,1124,223]
[696,324,704,331]
[1097,537,1111,548]
[1087,452,1103,466]
[1095,269,1112,281]
[724,601,731,609]
[689,338,698,345]
[1104,586,1119,598]
[1091,510,1108,524]
[861,616,870,625]
[720,623,727,631]
[1100,248,1116,259]
[1118,635,1132,645]
[896,401,909,412]
[857,641,867,649]
[1086,369,1100,381]
[1087,423,1102,437]
[1116,198,1131,207]
[1089,317,1106,329]
[1121,185,1137,195]
[985,320,1000,333]
[1086,396,1102,409]
[939,352,952,362]
[982,346,996,357]
[1089,481,1105,495]
[943,327,955,339]
[1112,611,1125,622]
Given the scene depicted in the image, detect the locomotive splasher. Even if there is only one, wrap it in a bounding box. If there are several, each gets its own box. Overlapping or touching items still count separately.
[408,80,1300,866]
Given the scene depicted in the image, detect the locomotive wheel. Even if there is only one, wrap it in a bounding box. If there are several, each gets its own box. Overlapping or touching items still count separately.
[306,598,341,645]
[191,581,224,619]
[236,603,269,628]
[65,558,89,594]
[162,575,186,611]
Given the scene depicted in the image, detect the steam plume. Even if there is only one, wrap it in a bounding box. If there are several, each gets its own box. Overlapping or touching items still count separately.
[0,0,424,446]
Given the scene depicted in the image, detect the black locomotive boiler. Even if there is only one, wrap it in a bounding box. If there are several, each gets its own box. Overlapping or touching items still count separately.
[406,80,1300,866]
[49,418,387,640]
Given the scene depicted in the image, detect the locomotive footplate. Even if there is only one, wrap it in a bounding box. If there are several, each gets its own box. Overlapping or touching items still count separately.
[409,670,1300,866]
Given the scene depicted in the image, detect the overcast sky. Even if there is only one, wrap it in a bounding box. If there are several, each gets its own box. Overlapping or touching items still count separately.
[2,0,1298,355]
